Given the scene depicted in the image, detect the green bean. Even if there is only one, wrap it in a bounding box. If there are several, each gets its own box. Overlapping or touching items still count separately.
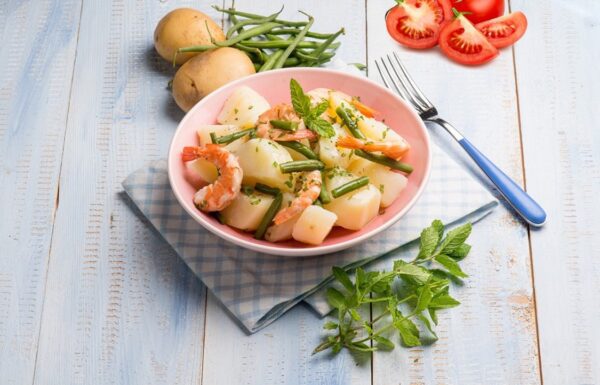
[280,160,324,173]
[259,50,283,72]
[226,7,283,39]
[254,193,283,240]
[233,43,265,62]
[274,13,314,69]
[278,141,318,160]
[177,44,218,54]
[253,62,261,72]
[294,49,335,62]
[213,22,281,47]
[210,128,255,145]
[254,183,281,196]
[269,28,337,39]
[282,57,301,67]
[354,149,414,173]
[319,173,331,204]
[336,106,366,139]
[313,199,323,207]
[270,120,298,131]
[331,176,370,198]
[307,28,344,60]
[213,6,309,27]
[239,40,340,50]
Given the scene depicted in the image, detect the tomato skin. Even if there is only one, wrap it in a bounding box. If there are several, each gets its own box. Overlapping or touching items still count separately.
[385,0,453,50]
[439,13,499,66]
[476,12,528,48]
[452,0,504,24]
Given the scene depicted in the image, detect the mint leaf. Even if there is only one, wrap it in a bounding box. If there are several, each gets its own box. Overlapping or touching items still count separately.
[306,117,335,138]
[327,287,346,309]
[312,100,329,117]
[394,260,431,284]
[332,266,354,291]
[432,219,444,239]
[449,243,471,261]
[395,317,421,347]
[435,254,468,278]
[439,223,472,254]
[290,79,311,117]
[374,335,395,351]
[417,313,437,339]
[323,321,338,330]
[415,285,432,313]
[429,290,461,310]
[417,221,442,259]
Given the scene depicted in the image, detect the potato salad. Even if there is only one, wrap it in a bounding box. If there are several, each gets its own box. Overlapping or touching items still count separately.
[181,79,413,246]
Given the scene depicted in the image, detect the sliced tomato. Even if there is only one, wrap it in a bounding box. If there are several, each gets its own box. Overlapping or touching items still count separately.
[385,0,453,50]
[452,0,504,24]
[439,11,499,65]
[475,12,528,49]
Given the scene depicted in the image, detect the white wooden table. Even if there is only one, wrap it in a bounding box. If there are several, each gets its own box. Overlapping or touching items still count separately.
[1,0,598,384]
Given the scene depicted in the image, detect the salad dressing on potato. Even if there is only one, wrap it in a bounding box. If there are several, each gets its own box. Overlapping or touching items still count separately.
[181,79,413,246]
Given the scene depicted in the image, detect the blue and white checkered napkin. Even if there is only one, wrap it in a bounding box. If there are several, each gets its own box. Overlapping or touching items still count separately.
[122,141,497,333]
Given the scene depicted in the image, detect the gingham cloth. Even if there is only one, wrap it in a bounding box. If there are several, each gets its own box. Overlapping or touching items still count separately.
[122,140,497,333]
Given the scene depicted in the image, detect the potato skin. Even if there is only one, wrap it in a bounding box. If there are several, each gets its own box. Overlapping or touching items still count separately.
[154,8,226,65]
[172,47,256,112]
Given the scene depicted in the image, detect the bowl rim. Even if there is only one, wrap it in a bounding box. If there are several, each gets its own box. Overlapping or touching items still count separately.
[168,67,431,257]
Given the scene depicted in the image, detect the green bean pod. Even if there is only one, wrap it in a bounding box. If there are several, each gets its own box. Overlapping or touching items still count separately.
[226,7,283,39]
[270,120,298,131]
[254,183,281,196]
[214,22,282,47]
[278,141,318,160]
[273,14,315,69]
[213,6,309,27]
[211,128,255,145]
[254,192,283,240]
[259,50,284,72]
[268,28,337,39]
[279,160,325,173]
[331,176,370,198]
[319,173,332,204]
[354,149,413,173]
[336,106,366,139]
[239,40,341,50]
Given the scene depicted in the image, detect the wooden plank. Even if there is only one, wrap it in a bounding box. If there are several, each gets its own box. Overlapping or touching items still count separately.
[0,1,83,384]
[512,1,600,383]
[366,1,540,384]
[200,1,372,384]
[31,1,223,383]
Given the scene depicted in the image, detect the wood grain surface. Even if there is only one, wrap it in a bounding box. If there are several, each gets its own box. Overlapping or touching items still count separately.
[0,0,597,384]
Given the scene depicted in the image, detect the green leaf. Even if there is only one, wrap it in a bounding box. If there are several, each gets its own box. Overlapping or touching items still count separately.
[327,287,346,309]
[307,117,335,138]
[394,260,431,284]
[323,321,338,330]
[432,219,444,239]
[331,342,342,354]
[395,317,421,347]
[429,291,461,310]
[439,222,472,254]
[449,243,471,261]
[332,266,354,291]
[417,221,442,258]
[417,313,437,338]
[435,254,468,278]
[312,100,329,117]
[429,308,438,325]
[374,335,395,351]
[349,308,361,321]
[415,285,432,313]
[290,78,312,117]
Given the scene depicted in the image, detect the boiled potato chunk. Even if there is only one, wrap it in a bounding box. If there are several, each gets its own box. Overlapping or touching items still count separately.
[357,117,405,144]
[236,138,295,192]
[328,90,352,110]
[217,86,271,128]
[317,123,353,168]
[264,193,297,242]
[219,191,274,231]
[292,206,337,245]
[349,158,408,207]
[197,124,247,153]
[324,171,381,230]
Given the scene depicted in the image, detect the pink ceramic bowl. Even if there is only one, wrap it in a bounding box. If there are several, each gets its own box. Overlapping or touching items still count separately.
[168,68,431,257]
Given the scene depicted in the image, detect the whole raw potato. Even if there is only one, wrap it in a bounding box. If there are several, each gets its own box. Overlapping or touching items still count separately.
[154,8,226,65]
[172,47,256,112]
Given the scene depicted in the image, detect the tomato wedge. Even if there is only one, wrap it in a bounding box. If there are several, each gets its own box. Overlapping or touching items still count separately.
[439,10,499,65]
[475,12,528,49]
[452,0,504,24]
[385,0,453,50]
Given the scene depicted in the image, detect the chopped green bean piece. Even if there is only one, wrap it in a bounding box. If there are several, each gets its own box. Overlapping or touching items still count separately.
[254,193,283,239]
[279,160,325,173]
[211,128,255,145]
[354,149,413,173]
[270,120,298,131]
[336,106,365,139]
[319,173,331,204]
[278,141,318,160]
[331,176,370,198]
[254,183,280,196]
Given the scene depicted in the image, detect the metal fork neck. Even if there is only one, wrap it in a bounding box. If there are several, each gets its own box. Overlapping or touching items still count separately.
[427,117,465,141]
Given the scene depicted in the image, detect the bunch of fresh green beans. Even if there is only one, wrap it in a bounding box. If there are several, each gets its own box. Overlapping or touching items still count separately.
[176,6,345,72]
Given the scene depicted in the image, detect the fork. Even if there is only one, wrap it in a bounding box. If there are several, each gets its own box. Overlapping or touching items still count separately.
[375,52,546,227]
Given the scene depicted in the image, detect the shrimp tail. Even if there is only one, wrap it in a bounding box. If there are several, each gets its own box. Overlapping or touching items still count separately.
[182,146,201,162]
[336,136,363,149]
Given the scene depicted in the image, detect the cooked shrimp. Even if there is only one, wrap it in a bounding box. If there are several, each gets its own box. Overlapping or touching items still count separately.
[256,103,317,142]
[337,136,410,160]
[273,170,322,225]
[181,145,243,212]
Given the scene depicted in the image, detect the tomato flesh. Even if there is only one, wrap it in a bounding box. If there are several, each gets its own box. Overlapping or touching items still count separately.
[476,12,528,48]
[439,14,499,65]
[385,0,453,50]
[452,0,504,24]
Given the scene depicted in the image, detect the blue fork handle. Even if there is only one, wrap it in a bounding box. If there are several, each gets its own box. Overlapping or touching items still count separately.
[458,137,547,226]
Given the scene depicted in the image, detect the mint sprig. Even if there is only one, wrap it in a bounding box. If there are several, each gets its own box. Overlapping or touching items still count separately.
[314,219,472,355]
[290,79,335,138]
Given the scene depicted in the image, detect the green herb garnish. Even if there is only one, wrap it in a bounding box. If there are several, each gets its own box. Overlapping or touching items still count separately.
[290,79,335,138]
